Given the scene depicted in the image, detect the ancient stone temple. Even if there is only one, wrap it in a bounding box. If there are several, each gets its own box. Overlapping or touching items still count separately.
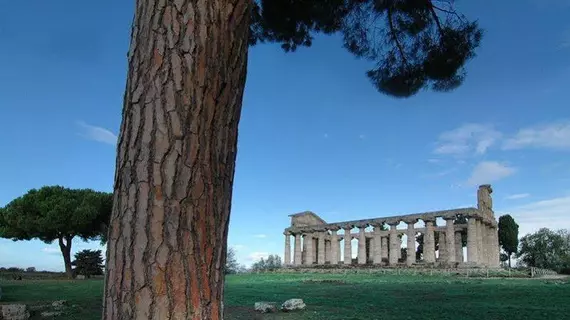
[283,185,500,268]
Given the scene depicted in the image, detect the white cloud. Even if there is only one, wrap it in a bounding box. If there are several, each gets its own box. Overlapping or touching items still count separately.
[427,159,441,164]
[505,193,530,200]
[466,161,516,186]
[231,244,246,250]
[42,247,61,255]
[502,121,570,150]
[253,234,267,239]
[77,121,117,145]
[434,124,502,157]
[497,195,570,237]
[248,252,270,262]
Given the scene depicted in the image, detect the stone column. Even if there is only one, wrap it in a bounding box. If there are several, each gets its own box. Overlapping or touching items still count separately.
[357,226,367,265]
[381,237,388,261]
[305,233,314,265]
[454,231,463,263]
[476,220,484,266]
[467,217,479,263]
[445,218,456,264]
[397,236,402,260]
[439,233,447,262]
[406,220,416,266]
[343,228,352,264]
[318,231,326,265]
[481,224,488,266]
[330,229,339,265]
[424,220,436,263]
[490,226,501,268]
[389,223,399,266]
[373,225,382,264]
[284,232,291,266]
[294,233,302,266]
[367,238,373,263]
[302,235,307,264]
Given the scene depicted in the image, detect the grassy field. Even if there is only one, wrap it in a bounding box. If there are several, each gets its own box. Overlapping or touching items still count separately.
[1,273,569,319]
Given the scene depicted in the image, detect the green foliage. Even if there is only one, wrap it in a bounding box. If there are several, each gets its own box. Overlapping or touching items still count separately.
[250,0,483,98]
[517,228,570,272]
[72,249,104,278]
[251,254,282,271]
[498,214,519,264]
[26,267,36,273]
[0,186,112,243]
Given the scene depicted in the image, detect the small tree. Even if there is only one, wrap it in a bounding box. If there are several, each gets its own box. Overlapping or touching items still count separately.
[498,214,519,268]
[26,267,36,273]
[224,247,240,275]
[72,249,104,278]
[0,186,112,278]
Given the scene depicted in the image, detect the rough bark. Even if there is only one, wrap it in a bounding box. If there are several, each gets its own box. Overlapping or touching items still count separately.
[102,1,250,319]
[58,235,73,279]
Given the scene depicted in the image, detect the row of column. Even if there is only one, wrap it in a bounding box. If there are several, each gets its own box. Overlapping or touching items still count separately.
[284,217,499,267]
[466,218,500,267]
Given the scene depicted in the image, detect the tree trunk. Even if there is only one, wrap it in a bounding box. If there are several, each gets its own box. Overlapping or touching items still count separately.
[58,235,73,279]
[508,252,512,268]
[103,1,250,319]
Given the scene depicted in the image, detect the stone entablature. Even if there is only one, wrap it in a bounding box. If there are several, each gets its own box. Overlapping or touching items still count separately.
[284,207,496,235]
[282,185,500,269]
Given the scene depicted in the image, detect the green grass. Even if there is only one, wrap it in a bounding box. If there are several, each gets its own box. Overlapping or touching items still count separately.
[1,273,569,319]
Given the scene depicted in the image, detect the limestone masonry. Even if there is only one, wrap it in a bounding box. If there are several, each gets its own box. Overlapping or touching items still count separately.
[283,185,500,268]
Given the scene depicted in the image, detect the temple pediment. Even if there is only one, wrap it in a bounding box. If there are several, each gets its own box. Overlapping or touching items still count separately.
[288,211,327,227]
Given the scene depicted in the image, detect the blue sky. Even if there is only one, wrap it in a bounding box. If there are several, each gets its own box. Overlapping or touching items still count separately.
[1,0,569,271]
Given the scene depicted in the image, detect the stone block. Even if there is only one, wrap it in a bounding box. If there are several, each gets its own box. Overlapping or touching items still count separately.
[281,298,306,312]
[254,302,277,313]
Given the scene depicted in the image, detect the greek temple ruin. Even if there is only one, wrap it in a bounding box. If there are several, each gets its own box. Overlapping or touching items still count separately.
[283,184,500,268]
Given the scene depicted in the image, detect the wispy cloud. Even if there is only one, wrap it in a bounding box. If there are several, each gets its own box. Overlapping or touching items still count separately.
[502,121,570,150]
[498,195,570,237]
[427,159,441,164]
[434,124,502,157]
[253,234,267,239]
[561,29,570,48]
[247,252,270,262]
[42,247,60,255]
[77,121,117,145]
[505,193,530,200]
[422,168,457,179]
[466,161,516,186]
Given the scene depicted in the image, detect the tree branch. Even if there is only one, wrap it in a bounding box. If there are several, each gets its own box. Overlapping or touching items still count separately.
[431,1,466,23]
[387,7,408,66]
[427,2,444,34]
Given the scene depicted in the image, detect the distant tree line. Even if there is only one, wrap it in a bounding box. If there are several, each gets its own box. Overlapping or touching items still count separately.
[224,248,282,274]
